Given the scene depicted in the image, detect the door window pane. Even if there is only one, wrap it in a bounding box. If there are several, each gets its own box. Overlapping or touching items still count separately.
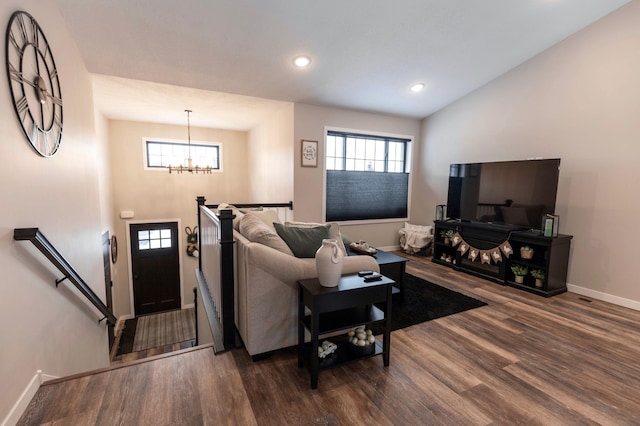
[138,228,172,250]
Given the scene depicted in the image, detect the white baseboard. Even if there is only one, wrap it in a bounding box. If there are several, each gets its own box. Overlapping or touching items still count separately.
[40,373,58,383]
[182,303,194,310]
[2,370,60,426]
[377,247,640,312]
[567,283,640,312]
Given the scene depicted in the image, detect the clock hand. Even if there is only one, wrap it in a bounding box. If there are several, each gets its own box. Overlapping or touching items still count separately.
[34,76,49,104]
[9,56,61,106]
[33,75,62,107]
[43,90,63,107]
[22,78,39,90]
[9,65,39,90]
[31,75,62,108]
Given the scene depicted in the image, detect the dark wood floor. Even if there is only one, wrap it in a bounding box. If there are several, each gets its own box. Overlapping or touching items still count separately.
[19,254,640,425]
[110,340,195,365]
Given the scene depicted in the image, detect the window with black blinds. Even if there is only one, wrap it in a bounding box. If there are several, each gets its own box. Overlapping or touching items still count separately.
[325,131,410,222]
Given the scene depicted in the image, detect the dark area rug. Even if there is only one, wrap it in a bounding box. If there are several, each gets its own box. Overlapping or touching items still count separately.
[369,273,487,335]
[115,318,137,356]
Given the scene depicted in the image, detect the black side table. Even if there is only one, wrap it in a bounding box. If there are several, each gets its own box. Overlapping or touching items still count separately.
[346,247,408,298]
[297,274,394,389]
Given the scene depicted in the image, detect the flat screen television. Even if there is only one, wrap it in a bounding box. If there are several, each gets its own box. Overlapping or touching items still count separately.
[446,158,560,230]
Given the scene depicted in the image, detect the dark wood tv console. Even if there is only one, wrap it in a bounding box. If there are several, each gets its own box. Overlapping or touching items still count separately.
[433,220,572,297]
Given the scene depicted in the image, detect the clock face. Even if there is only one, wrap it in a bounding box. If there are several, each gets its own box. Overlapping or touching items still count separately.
[6,11,63,157]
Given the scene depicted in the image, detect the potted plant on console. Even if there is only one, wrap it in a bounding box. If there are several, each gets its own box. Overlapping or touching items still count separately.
[440,229,455,245]
[530,269,545,288]
[511,265,528,284]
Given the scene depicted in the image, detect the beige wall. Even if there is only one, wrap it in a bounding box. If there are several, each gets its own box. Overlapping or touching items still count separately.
[293,104,421,248]
[95,113,115,234]
[107,120,249,318]
[0,1,111,421]
[247,104,295,201]
[418,2,640,307]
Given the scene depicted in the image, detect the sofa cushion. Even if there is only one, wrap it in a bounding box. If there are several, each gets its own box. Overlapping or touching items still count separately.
[218,204,282,231]
[248,209,280,230]
[217,203,244,230]
[284,221,347,255]
[239,213,293,255]
[274,222,330,258]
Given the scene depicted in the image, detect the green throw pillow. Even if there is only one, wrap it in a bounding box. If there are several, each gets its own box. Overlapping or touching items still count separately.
[273,223,330,258]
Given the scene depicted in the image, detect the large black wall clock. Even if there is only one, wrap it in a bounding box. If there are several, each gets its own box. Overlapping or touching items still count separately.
[5,11,63,157]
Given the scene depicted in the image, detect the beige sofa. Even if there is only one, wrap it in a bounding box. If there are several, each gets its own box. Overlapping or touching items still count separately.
[225,207,379,358]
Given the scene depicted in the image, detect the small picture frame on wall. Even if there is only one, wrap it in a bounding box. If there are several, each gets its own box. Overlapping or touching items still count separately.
[301,139,318,167]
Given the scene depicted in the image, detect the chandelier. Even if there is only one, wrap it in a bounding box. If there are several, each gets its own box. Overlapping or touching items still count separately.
[168,109,212,174]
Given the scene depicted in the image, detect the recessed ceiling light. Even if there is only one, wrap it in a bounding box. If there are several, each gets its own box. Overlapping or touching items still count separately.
[410,83,425,93]
[293,56,311,68]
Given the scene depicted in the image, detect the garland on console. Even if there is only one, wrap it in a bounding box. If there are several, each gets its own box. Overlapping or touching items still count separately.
[451,232,513,264]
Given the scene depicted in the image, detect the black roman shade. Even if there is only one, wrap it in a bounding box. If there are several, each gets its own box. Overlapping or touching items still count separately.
[326,170,409,221]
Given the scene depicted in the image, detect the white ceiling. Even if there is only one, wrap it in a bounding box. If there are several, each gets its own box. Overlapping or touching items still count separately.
[54,0,631,130]
[90,75,292,130]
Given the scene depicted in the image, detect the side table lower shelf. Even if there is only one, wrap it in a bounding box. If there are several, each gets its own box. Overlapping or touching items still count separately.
[299,336,383,371]
[297,274,394,389]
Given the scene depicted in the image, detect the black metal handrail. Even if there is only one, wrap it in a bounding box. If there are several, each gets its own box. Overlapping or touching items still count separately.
[14,228,117,325]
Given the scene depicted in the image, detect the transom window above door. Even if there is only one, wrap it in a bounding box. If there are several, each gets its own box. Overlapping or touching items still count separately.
[145,140,220,170]
[137,229,172,250]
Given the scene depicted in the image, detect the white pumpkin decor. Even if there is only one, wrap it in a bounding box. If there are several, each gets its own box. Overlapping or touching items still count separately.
[347,326,376,355]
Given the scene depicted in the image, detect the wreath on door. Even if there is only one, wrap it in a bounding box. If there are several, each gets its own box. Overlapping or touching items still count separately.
[185,226,199,258]
[111,235,118,263]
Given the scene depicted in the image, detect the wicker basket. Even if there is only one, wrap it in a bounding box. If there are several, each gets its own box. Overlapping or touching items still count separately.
[520,247,534,259]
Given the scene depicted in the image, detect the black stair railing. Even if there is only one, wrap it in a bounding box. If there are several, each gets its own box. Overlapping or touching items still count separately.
[14,228,117,325]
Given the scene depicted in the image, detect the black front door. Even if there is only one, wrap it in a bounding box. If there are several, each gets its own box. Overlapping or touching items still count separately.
[130,222,181,315]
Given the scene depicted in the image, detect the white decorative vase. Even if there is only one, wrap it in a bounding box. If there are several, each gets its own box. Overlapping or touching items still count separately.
[315,239,344,287]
